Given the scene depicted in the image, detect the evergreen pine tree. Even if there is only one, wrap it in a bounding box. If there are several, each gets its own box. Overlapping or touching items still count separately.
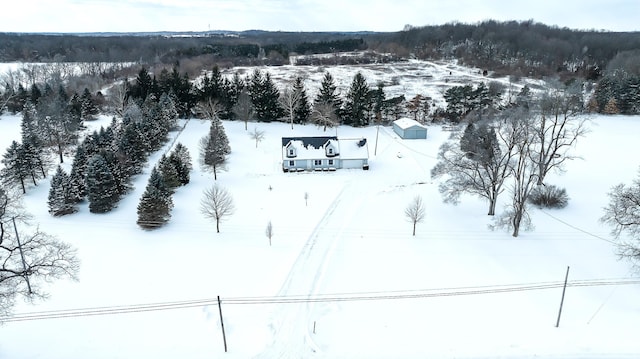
[1,141,29,193]
[158,154,181,190]
[68,144,88,203]
[85,154,119,213]
[137,166,173,229]
[460,122,478,156]
[249,70,283,122]
[100,150,129,197]
[314,72,342,121]
[158,92,179,131]
[80,88,99,121]
[170,142,192,185]
[315,72,341,107]
[48,166,76,216]
[129,67,153,102]
[117,120,147,174]
[293,76,311,124]
[141,93,166,151]
[200,118,230,180]
[343,72,370,127]
[30,84,42,104]
[21,109,49,180]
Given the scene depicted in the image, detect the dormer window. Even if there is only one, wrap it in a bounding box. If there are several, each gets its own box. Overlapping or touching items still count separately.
[325,142,338,157]
[286,144,297,158]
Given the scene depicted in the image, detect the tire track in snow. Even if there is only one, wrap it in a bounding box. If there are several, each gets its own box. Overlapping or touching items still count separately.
[255,177,365,358]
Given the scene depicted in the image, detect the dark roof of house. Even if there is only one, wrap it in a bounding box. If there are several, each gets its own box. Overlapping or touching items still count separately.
[282,136,338,149]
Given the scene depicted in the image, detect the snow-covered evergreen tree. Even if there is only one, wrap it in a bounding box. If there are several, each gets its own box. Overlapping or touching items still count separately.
[85,154,119,213]
[158,154,181,190]
[1,141,29,193]
[200,118,230,180]
[117,120,147,174]
[137,166,173,229]
[158,92,179,130]
[47,166,76,216]
[170,142,192,185]
[68,144,88,203]
[141,94,166,151]
[80,88,99,121]
[100,150,129,197]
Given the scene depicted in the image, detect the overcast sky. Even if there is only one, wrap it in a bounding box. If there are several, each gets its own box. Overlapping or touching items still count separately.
[2,0,639,33]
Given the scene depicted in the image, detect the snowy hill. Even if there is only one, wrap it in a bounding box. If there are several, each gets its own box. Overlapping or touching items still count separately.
[0,69,640,358]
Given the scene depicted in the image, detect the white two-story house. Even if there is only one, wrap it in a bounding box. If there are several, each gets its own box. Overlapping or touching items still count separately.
[282,136,369,172]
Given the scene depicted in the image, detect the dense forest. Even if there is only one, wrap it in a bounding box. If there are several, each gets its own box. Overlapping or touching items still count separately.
[2,20,640,77]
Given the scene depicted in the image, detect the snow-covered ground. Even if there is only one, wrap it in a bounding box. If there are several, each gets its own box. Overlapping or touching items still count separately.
[0,110,639,358]
[0,59,639,358]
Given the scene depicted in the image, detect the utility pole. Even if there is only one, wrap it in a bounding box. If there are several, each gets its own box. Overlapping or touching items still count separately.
[12,217,32,294]
[217,296,228,352]
[555,266,570,328]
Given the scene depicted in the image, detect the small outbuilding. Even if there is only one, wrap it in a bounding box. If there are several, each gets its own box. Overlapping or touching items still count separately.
[393,118,428,139]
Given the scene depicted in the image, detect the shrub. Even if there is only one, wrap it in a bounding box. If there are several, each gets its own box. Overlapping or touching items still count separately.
[528,184,569,209]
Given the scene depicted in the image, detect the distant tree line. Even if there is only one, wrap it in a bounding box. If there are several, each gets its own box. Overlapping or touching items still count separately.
[377,20,640,79]
[0,32,366,65]
[3,21,640,78]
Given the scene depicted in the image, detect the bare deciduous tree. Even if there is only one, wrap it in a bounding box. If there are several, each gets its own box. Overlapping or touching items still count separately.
[250,127,265,148]
[279,86,302,129]
[196,98,223,122]
[405,195,426,236]
[310,101,338,132]
[200,184,235,233]
[490,108,538,237]
[107,81,129,116]
[265,220,273,246]
[432,113,518,216]
[532,85,588,185]
[304,192,309,206]
[0,186,79,318]
[601,169,640,266]
[232,90,254,130]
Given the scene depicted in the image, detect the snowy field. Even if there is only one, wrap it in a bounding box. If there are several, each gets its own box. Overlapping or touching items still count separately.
[0,110,639,358]
[0,58,639,358]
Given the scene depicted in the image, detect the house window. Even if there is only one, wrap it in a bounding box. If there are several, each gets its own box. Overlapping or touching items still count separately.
[289,160,295,166]
[328,159,334,166]
[288,149,295,157]
[314,159,322,166]
[328,148,333,155]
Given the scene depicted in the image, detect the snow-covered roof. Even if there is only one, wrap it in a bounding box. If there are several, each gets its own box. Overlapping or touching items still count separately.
[393,118,427,130]
[281,136,367,160]
[338,138,369,160]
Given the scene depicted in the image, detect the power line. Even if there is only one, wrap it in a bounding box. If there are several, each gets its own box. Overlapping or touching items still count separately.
[3,277,638,323]
[537,208,617,244]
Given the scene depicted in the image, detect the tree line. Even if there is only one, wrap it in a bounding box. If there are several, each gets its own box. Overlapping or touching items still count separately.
[378,20,640,79]
[4,20,640,77]
[0,32,366,65]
